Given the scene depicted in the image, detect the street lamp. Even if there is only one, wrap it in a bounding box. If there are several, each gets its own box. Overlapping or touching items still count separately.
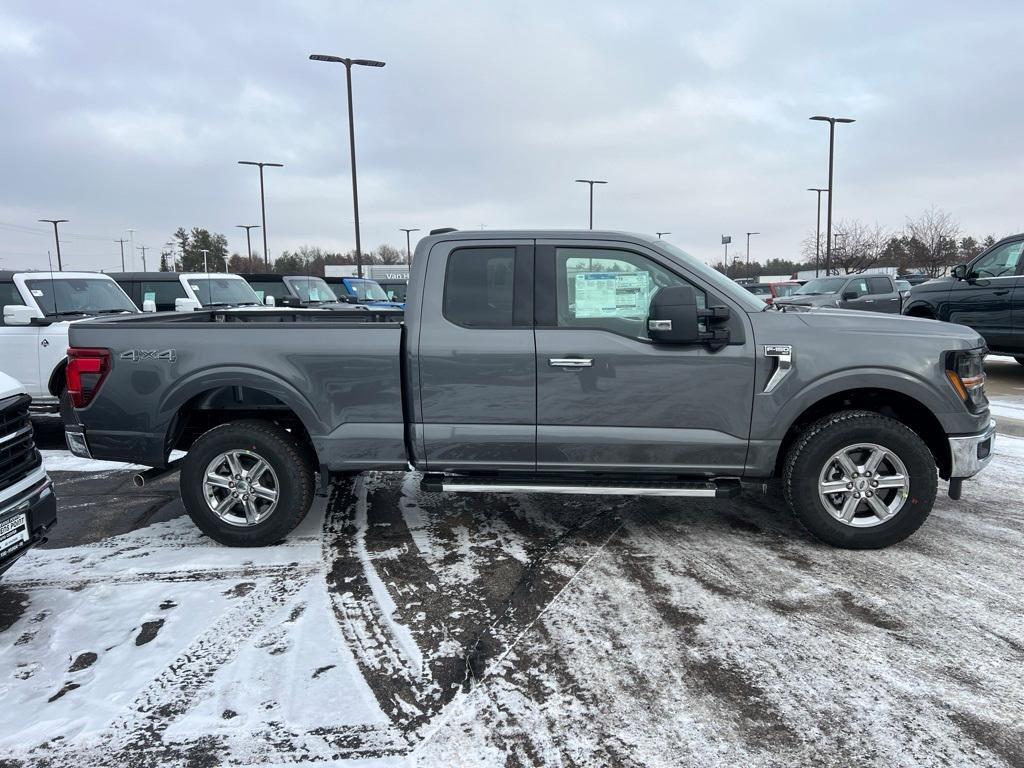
[809,115,855,276]
[238,161,284,267]
[807,187,828,277]
[236,225,260,271]
[38,219,68,270]
[309,54,386,279]
[574,179,607,230]
[746,232,760,265]
[200,248,210,273]
[400,228,419,269]
[656,231,671,239]
[721,234,731,266]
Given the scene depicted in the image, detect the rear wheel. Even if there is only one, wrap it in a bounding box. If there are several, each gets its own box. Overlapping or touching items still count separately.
[180,419,314,546]
[783,410,937,549]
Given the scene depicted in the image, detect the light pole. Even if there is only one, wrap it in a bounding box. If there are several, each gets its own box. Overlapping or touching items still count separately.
[807,187,828,276]
[574,179,607,230]
[400,228,419,269]
[200,248,210,273]
[309,54,386,279]
[165,241,177,271]
[137,245,149,271]
[38,219,68,270]
[656,231,671,239]
[126,228,136,271]
[746,232,760,265]
[236,225,260,271]
[238,161,284,268]
[722,235,731,267]
[809,115,855,277]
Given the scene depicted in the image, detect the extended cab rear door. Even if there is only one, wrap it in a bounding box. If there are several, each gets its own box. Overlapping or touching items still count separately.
[415,239,536,471]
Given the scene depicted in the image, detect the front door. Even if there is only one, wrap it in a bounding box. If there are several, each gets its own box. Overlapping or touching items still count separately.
[533,241,755,476]
[416,239,536,472]
[838,276,871,310]
[948,239,1023,349]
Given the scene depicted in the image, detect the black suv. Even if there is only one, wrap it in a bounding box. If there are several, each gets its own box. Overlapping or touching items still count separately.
[903,234,1024,363]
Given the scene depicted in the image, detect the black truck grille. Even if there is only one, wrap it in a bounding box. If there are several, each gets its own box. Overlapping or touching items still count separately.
[0,394,41,490]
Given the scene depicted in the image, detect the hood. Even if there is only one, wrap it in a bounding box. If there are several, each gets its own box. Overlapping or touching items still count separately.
[909,276,954,295]
[0,371,25,400]
[774,293,839,308]
[789,306,983,346]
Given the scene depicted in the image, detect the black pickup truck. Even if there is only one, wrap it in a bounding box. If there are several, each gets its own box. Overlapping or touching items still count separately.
[63,230,995,550]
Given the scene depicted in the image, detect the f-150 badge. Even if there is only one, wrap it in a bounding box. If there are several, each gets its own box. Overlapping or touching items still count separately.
[120,349,177,362]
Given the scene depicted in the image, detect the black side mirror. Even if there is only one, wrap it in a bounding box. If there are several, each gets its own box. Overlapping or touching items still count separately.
[842,290,858,301]
[952,264,967,280]
[647,285,701,344]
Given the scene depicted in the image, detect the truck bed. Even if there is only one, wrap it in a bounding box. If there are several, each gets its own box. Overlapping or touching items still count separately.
[66,309,408,470]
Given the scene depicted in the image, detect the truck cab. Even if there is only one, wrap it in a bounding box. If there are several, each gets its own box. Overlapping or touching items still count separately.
[111,272,265,311]
[0,271,138,410]
[324,276,405,309]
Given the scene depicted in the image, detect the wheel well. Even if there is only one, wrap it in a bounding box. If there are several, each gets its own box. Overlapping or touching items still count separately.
[775,388,951,479]
[169,386,317,465]
[905,305,936,319]
[48,360,68,397]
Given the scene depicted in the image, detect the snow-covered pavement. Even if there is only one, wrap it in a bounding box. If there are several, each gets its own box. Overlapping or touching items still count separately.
[1,437,1023,767]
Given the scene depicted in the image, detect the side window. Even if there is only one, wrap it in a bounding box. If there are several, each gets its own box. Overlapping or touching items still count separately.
[443,248,516,327]
[250,281,290,300]
[867,277,892,295]
[971,241,1022,278]
[845,277,869,297]
[555,248,703,338]
[141,280,187,312]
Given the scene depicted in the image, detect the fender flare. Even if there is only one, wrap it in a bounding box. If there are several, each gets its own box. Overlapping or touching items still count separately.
[901,299,937,318]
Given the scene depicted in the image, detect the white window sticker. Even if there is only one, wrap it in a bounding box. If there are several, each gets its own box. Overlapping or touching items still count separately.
[144,292,156,302]
[31,289,44,297]
[573,272,651,318]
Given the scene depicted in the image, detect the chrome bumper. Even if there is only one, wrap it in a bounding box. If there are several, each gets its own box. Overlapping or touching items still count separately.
[948,420,996,479]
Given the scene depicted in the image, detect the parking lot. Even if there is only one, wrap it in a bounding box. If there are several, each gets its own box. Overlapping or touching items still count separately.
[0,358,1019,767]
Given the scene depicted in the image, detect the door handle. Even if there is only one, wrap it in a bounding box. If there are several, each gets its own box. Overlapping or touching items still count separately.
[549,357,593,368]
[889,297,898,302]
[864,299,875,303]
[994,289,1010,296]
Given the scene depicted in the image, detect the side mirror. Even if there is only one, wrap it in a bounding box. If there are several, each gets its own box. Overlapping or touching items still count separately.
[952,264,967,280]
[842,290,858,301]
[3,305,37,326]
[264,295,276,306]
[142,299,157,313]
[647,285,701,344]
[175,298,201,312]
[278,295,302,308]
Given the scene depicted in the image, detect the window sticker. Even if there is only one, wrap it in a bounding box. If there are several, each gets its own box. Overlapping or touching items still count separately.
[573,272,651,318]
[144,292,156,302]
[31,289,44,297]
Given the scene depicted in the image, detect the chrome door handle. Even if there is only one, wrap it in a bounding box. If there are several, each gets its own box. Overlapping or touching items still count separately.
[889,297,898,301]
[549,357,593,368]
[864,299,874,303]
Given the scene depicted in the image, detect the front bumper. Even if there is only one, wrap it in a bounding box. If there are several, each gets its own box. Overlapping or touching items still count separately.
[0,476,57,577]
[948,420,996,479]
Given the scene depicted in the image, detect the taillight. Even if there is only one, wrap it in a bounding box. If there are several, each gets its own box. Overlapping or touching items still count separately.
[66,347,111,408]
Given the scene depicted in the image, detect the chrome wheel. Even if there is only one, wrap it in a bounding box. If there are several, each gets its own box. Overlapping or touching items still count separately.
[817,442,910,528]
[202,449,279,527]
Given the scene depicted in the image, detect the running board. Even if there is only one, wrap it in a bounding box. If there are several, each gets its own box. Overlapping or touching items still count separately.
[421,475,741,499]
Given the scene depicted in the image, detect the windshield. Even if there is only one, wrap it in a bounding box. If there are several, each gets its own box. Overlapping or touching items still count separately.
[774,283,800,297]
[344,278,390,302]
[656,242,767,312]
[25,277,137,317]
[186,276,262,306]
[284,276,338,303]
[378,281,408,302]
[794,277,847,296]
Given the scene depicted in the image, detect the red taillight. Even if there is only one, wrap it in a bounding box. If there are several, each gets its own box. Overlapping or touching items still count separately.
[66,347,111,408]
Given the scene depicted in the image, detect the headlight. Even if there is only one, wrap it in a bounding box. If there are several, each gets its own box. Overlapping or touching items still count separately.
[945,348,988,413]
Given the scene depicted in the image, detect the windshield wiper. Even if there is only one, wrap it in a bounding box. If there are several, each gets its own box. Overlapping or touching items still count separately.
[96,308,132,314]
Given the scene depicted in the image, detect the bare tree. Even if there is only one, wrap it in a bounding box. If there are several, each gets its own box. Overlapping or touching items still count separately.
[905,206,960,277]
[830,219,889,274]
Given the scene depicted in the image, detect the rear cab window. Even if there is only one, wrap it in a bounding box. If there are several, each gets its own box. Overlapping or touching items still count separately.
[141,280,187,311]
[867,277,893,295]
[443,248,516,327]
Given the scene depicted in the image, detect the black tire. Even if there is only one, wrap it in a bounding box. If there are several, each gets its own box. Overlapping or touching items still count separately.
[783,410,937,549]
[179,419,314,547]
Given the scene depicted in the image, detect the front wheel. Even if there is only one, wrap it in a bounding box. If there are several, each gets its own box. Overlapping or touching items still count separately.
[783,410,937,549]
[180,419,315,546]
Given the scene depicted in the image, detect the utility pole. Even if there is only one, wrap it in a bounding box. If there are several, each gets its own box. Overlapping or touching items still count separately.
[137,245,149,271]
[807,188,828,277]
[400,228,419,269]
[200,249,210,273]
[126,228,136,271]
[574,179,607,230]
[309,54,386,279]
[236,225,260,271]
[656,232,671,239]
[809,115,855,276]
[115,239,128,271]
[238,161,284,268]
[746,232,760,265]
[38,219,68,271]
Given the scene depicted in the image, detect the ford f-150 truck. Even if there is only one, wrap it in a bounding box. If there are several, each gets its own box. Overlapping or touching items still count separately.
[62,230,996,550]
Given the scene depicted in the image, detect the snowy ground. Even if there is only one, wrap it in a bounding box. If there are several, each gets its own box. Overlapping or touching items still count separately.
[1,437,1023,767]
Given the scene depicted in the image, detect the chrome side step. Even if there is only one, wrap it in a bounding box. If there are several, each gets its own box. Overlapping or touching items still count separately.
[422,475,741,499]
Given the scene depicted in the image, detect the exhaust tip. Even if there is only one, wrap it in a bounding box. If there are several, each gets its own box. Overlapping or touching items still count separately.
[132,473,147,488]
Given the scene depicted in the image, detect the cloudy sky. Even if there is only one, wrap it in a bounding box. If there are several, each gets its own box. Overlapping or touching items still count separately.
[0,0,1021,272]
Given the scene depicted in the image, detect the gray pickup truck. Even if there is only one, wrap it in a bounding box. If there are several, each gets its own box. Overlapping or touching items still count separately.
[63,230,996,549]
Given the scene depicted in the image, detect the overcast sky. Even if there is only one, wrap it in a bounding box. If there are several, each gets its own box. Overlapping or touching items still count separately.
[0,0,1021,272]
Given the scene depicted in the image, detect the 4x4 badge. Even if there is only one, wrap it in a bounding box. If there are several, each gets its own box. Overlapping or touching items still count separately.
[120,349,177,362]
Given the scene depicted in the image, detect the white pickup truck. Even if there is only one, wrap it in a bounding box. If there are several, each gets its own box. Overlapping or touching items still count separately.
[0,271,138,411]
